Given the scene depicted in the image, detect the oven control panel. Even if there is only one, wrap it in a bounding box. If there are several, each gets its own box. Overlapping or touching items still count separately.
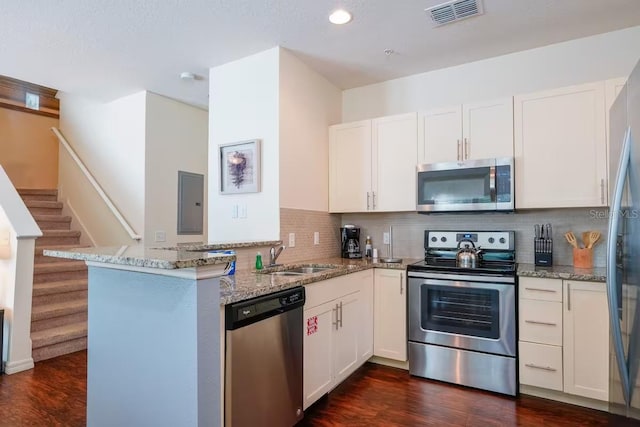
[426,231,514,250]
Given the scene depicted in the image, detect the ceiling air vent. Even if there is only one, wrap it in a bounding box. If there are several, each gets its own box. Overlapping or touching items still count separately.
[425,0,484,27]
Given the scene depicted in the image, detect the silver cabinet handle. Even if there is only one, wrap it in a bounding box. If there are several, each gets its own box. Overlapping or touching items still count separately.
[400,273,404,295]
[567,282,571,311]
[457,139,461,161]
[601,178,605,204]
[339,301,343,328]
[525,363,557,372]
[333,303,339,330]
[366,192,370,210]
[464,137,469,159]
[524,287,557,293]
[525,320,557,326]
[372,192,376,210]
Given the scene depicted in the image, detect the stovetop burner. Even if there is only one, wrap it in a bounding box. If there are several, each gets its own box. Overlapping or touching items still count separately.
[407,230,517,277]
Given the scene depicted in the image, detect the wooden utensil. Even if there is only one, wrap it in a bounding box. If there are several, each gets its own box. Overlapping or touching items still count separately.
[582,231,591,249]
[564,231,578,248]
[588,231,601,248]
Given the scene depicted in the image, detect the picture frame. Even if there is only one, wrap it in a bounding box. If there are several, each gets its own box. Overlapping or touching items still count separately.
[219,139,261,194]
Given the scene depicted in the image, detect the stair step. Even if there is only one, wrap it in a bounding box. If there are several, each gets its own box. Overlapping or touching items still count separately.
[31,310,87,332]
[33,215,72,230]
[33,289,87,306]
[25,200,63,215]
[33,279,87,297]
[33,338,87,362]
[31,300,88,322]
[36,230,81,246]
[17,189,58,202]
[31,323,87,350]
[33,261,87,283]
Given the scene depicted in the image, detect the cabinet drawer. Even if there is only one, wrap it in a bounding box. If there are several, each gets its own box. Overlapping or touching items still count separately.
[519,277,562,302]
[519,299,562,345]
[519,341,563,391]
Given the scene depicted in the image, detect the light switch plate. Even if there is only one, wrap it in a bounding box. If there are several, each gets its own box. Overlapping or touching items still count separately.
[289,233,296,248]
[314,231,320,245]
[239,204,247,219]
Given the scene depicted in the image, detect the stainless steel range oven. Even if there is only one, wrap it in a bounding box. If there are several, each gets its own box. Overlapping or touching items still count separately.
[407,230,518,396]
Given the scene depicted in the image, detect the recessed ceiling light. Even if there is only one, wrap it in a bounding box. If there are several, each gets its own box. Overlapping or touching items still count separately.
[329,9,352,25]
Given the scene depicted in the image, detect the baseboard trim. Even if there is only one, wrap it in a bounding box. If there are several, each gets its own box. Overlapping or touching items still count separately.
[369,356,409,370]
[520,385,608,411]
[4,357,35,374]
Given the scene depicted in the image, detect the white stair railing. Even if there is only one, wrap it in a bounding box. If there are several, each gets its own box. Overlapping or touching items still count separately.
[51,127,142,241]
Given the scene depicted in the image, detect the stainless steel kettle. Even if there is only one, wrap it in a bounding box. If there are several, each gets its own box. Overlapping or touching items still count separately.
[456,239,483,268]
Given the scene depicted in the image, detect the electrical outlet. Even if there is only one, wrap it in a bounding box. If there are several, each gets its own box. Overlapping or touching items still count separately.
[289,233,296,248]
[383,232,390,244]
[155,231,166,242]
[314,231,320,245]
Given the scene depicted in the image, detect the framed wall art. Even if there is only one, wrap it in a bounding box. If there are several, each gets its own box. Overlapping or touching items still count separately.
[219,139,261,194]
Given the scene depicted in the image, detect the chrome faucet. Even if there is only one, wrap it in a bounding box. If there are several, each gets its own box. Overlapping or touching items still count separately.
[269,245,285,266]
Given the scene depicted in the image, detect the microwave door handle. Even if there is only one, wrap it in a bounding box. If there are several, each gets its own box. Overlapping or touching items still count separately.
[489,165,496,202]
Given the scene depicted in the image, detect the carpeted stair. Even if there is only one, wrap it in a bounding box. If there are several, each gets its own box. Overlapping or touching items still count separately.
[18,189,89,362]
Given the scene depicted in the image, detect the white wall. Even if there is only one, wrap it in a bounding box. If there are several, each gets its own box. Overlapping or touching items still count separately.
[145,92,208,245]
[58,92,146,243]
[279,49,342,211]
[343,25,640,122]
[208,48,280,243]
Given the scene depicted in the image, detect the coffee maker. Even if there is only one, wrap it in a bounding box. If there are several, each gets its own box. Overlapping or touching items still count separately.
[341,225,362,259]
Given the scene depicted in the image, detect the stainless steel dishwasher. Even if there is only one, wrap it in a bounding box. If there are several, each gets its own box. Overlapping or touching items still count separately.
[225,286,305,427]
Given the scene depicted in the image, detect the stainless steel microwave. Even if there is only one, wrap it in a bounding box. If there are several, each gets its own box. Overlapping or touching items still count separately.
[416,157,514,213]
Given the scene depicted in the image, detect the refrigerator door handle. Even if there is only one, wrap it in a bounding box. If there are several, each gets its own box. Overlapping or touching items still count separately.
[606,126,632,407]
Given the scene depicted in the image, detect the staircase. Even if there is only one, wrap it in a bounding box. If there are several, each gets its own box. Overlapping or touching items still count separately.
[18,189,89,362]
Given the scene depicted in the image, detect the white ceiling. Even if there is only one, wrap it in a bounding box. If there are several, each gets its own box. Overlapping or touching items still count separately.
[1,0,640,108]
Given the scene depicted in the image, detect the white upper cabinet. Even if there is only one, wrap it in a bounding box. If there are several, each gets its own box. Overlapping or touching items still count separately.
[330,113,417,213]
[418,106,462,163]
[419,97,514,164]
[373,113,418,212]
[514,82,607,209]
[329,121,372,212]
[462,98,514,160]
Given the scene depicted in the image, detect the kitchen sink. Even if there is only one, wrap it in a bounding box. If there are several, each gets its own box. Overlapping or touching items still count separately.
[260,264,339,276]
[269,271,305,276]
[284,266,335,274]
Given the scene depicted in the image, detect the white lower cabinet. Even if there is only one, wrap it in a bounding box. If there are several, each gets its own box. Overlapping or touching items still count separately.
[303,270,373,410]
[373,269,407,361]
[518,277,609,402]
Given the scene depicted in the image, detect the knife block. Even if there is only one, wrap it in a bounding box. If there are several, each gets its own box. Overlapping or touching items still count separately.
[534,239,553,266]
[573,248,593,269]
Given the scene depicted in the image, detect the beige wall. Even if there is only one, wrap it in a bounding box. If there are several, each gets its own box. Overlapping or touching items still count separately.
[0,108,58,189]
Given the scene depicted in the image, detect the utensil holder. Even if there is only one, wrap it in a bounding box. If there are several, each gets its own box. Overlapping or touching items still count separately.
[534,238,553,266]
[573,248,593,269]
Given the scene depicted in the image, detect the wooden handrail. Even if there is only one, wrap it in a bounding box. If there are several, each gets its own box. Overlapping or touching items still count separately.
[51,127,142,241]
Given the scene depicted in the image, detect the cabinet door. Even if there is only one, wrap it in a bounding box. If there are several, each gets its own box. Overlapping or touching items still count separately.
[462,97,514,160]
[563,281,609,401]
[514,82,606,208]
[333,291,361,385]
[418,106,462,164]
[329,121,372,212]
[373,113,418,212]
[303,301,336,409]
[352,270,374,364]
[373,269,407,361]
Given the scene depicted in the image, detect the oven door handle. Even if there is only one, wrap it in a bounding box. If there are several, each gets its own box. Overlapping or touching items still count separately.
[408,277,515,292]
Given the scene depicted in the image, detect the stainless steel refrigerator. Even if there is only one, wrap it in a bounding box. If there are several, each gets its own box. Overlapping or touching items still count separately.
[608,58,640,419]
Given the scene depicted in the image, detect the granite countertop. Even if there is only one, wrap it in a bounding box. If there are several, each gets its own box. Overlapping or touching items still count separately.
[162,240,282,251]
[220,257,420,305]
[43,246,235,270]
[517,263,606,282]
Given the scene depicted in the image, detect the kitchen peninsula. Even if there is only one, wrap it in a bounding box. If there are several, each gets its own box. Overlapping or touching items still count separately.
[44,245,235,427]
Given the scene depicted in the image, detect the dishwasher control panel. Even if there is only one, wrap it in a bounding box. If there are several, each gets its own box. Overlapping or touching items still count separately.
[226,287,305,330]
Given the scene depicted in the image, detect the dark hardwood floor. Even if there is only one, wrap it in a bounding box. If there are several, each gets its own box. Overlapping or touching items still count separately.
[0,351,638,426]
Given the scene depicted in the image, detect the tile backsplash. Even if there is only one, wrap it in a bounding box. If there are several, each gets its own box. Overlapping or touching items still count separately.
[279,208,342,264]
[342,208,609,267]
